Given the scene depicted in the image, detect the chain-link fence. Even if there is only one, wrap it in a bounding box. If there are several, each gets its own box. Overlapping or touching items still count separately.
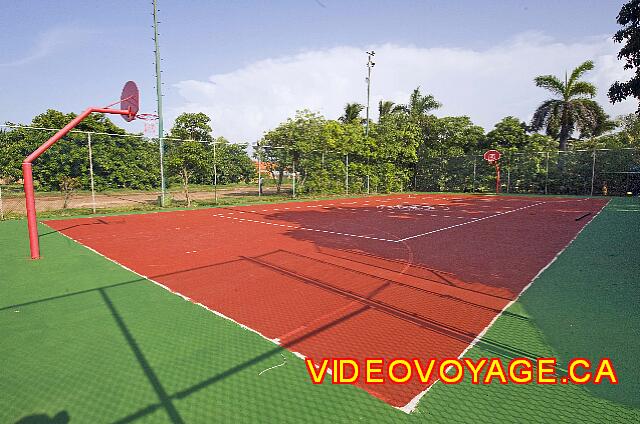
[416,148,640,196]
[1,124,639,220]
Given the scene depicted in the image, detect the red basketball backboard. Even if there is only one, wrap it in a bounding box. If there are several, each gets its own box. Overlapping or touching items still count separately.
[484,149,501,162]
[120,81,139,122]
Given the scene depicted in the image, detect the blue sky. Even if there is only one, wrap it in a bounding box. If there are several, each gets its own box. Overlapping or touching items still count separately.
[1,1,633,142]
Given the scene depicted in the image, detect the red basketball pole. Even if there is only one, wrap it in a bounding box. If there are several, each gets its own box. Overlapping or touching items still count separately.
[23,107,132,259]
[495,162,501,193]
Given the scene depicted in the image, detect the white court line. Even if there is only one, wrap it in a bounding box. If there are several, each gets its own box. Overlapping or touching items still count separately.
[396,201,545,242]
[217,215,395,242]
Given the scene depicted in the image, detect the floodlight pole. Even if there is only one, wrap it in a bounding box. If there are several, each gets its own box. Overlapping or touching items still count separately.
[365,51,375,194]
[23,107,132,259]
[152,0,166,207]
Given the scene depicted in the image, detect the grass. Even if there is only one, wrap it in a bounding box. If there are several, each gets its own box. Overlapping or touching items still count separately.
[1,196,639,423]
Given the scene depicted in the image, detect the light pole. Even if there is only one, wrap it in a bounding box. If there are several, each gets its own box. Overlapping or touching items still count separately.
[152,0,166,207]
[365,51,375,194]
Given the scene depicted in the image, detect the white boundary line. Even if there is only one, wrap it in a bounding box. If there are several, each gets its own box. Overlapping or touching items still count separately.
[214,201,544,245]
[396,201,545,242]
[398,199,610,414]
[214,214,396,242]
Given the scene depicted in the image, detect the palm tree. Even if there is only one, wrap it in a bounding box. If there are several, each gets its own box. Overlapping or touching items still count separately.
[339,103,364,124]
[531,60,606,150]
[378,100,396,121]
[395,87,441,119]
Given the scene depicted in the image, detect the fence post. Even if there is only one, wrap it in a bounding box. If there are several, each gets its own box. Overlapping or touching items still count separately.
[345,153,349,195]
[0,185,3,220]
[590,149,597,196]
[213,141,218,204]
[87,133,97,214]
[292,158,296,197]
[545,152,549,195]
[506,156,511,194]
[472,156,477,192]
[257,150,262,197]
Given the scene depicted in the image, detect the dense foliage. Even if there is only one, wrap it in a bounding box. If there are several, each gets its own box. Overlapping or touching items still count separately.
[609,0,640,112]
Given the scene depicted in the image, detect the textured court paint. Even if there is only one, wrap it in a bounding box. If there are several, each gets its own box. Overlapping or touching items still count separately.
[2,197,640,422]
[44,193,608,408]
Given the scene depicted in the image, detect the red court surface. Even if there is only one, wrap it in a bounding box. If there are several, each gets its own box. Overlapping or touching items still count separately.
[44,194,608,409]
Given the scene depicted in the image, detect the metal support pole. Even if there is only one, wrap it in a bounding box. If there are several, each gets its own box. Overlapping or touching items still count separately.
[545,152,550,195]
[213,142,218,204]
[87,133,97,214]
[0,185,3,220]
[345,153,349,194]
[153,0,166,207]
[506,158,511,194]
[590,149,596,196]
[257,150,262,197]
[22,163,39,258]
[292,159,296,198]
[365,51,375,195]
[22,107,130,259]
[472,156,477,192]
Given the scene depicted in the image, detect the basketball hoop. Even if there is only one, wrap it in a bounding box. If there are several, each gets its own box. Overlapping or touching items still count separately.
[483,149,501,163]
[484,150,502,194]
[22,80,144,259]
[137,113,159,136]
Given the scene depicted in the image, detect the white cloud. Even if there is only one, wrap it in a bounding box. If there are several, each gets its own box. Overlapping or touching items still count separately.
[171,33,636,143]
[0,27,98,68]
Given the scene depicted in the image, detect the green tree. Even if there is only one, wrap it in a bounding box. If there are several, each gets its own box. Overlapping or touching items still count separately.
[583,113,640,149]
[166,140,210,206]
[485,117,529,150]
[167,112,214,206]
[371,113,421,192]
[530,60,606,150]
[416,116,485,192]
[377,100,396,121]
[338,103,364,124]
[259,110,326,192]
[608,0,640,112]
[395,87,441,120]
[214,137,256,184]
[170,112,213,142]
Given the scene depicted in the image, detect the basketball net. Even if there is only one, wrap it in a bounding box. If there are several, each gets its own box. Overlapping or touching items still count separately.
[137,113,159,138]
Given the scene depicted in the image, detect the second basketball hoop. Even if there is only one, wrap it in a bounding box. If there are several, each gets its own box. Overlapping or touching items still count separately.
[484,149,502,193]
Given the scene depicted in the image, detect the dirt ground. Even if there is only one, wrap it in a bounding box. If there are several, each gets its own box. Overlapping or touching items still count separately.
[0,185,289,215]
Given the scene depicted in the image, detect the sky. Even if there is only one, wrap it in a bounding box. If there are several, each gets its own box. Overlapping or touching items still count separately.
[0,0,635,144]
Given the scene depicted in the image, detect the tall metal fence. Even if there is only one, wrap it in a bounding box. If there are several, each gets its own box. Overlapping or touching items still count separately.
[1,124,638,220]
[416,148,640,197]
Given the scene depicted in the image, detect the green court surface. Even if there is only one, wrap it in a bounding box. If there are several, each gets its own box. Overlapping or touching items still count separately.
[1,197,638,423]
